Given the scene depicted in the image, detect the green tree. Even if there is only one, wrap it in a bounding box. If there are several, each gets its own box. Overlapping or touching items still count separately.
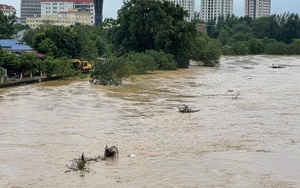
[79,37,98,60]
[190,34,222,66]
[13,23,30,34]
[23,24,110,59]
[231,41,248,55]
[247,38,265,54]
[43,56,74,77]
[91,58,130,86]
[218,29,230,45]
[202,40,222,67]
[122,52,158,74]
[2,53,21,74]
[38,38,58,56]
[0,10,17,38]
[281,13,300,43]
[22,29,37,47]
[250,17,271,38]
[265,41,288,55]
[145,50,177,70]
[109,0,196,68]
[0,46,5,64]
[190,35,209,63]
[19,52,41,76]
[288,39,300,54]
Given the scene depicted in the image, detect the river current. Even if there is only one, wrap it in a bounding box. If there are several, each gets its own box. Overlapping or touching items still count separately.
[0,55,300,187]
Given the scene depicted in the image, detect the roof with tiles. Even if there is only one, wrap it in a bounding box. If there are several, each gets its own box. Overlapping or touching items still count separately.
[0,4,16,10]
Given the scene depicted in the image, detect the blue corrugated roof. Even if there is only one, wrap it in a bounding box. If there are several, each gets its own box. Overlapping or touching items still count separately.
[0,39,32,51]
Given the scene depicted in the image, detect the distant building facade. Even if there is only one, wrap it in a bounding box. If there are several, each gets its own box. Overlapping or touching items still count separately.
[245,0,271,18]
[0,4,16,16]
[20,0,41,24]
[200,0,234,21]
[94,0,103,26]
[26,9,92,29]
[168,0,195,21]
[40,0,95,25]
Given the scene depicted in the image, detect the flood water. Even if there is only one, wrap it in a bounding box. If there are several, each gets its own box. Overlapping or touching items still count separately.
[0,55,300,187]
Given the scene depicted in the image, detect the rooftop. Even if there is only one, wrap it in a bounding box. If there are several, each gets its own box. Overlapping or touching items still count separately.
[0,4,16,10]
[0,40,33,51]
[40,0,93,3]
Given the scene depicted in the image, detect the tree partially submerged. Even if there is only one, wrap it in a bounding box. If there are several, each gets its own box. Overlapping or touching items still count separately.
[90,58,129,86]
[90,50,177,85]
[190,34,222,67]
[108,0,196,68]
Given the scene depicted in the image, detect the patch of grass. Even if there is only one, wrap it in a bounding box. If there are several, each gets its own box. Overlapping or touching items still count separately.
[77,160,86,170]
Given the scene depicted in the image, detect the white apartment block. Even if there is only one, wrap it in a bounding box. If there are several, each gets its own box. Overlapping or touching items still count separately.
[245,0,271,18]
[40,0,94,24]
[41,2,73,16]
[168,0,195,21]
[26,9,92,29]
[200,0,234,22]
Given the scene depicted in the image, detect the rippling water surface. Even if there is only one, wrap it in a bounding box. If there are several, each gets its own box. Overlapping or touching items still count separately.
[0,56,300,187]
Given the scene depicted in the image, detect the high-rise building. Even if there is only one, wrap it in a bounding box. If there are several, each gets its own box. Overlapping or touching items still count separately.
[94,0,103,26]
[168,0,195,21]
[200,0,234,22]
[20,0,41,24]
[245,0,271,18]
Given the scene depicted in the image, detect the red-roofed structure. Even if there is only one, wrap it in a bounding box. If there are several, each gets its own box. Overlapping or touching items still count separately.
[0,4,16,16]
[0,4,16,10]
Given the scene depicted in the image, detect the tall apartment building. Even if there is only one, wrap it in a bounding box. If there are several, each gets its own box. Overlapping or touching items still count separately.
[41,0,95,25]
[0,4,16,16]
[20,0,41,24]
[245,0,271,18]
[94,0,103,26]
[168,0,195,21]
[200,0,234,22]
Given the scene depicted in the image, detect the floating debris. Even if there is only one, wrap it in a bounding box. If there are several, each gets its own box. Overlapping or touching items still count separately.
[177,104,200,113]
[101,145,119,160]
[271,64,286,68]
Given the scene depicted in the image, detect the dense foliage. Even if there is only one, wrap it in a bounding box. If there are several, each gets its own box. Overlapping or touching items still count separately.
[108,0,197,68]
[90,50,177,85]
[0,10,17,39]
[206,13,300,55]
[2,0,224,84]
[22,25,108,59]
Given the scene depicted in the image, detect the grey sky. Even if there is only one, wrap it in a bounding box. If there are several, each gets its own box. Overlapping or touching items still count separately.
[2,0,300,19]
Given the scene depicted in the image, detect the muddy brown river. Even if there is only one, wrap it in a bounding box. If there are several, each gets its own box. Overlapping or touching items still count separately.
[0,56,300,187]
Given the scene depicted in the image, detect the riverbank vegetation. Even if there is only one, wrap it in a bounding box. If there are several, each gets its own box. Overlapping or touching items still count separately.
[1,0,223,85]
[89,0,222,85]
[206,13,300,55]
[2,1,300,85]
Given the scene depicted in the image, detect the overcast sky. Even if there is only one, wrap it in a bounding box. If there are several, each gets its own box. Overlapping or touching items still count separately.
[2,0,300,19]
